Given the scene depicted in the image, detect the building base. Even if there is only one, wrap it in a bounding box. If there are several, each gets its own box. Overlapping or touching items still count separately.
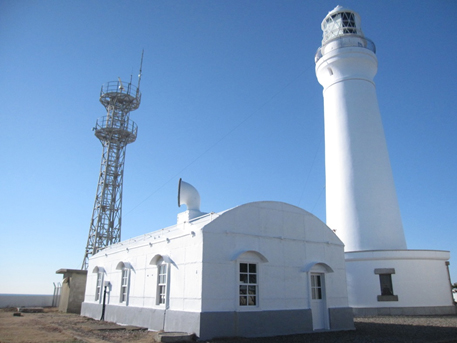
[353,305,456,317]
[81,302,354,340]
[345,250,455,313]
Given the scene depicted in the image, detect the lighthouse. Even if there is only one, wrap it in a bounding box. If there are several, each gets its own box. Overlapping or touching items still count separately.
[315,6,455,315]
[315,6,406,252]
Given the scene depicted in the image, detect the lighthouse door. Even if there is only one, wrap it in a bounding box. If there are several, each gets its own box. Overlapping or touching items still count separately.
[310,273,328,330]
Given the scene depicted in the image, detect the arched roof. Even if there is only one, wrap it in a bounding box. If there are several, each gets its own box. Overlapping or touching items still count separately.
[203,201,343,246]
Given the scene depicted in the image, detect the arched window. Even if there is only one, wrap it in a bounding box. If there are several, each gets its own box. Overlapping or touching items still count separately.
[150,255,174,307]
[120,268,129,303]
[92,266,105,303]
[232,250,268,308]
[116,262,132,305]
[157,259,168,305]
[239,262,258,306]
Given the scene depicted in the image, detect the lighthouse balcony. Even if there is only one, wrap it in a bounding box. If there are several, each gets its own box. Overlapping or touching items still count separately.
[315,35,376,63]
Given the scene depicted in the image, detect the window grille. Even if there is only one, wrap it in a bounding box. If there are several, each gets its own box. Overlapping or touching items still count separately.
[95,271,103,301]
[239,263,257,306]
[311,274,323,300]
[120,268,129,303]
[157,263,168,305]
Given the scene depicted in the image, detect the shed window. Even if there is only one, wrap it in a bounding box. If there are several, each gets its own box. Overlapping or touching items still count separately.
[239,263,257,306]
[120,268,130,303]
[157,263,168,305]
[95,271,103,302]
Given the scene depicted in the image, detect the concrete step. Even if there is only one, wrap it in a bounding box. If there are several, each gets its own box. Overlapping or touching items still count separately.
[94,325,148,331]
[152,331,195,342]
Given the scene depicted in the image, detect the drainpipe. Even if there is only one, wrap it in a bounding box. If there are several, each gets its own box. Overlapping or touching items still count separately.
[101,281,110,320]
[445,261,455,304]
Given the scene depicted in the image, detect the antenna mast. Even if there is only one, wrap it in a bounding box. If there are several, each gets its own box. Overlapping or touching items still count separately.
[82,52,144,270]
[137,49,144,95]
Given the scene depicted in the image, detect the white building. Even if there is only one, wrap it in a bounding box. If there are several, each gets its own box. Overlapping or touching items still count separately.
[315,6,455,316]
[81,187,354,339]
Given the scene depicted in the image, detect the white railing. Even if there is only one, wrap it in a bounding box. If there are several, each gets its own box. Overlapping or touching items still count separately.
[315,35,376,63]
[95,116,138,136]
[100,81,139,98]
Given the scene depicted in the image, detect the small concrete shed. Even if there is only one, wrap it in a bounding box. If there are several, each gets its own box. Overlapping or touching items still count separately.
[56,268,87,314]
[81,201,353,340]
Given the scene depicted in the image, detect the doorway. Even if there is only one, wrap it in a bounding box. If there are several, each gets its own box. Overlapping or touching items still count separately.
[310,273,328,330]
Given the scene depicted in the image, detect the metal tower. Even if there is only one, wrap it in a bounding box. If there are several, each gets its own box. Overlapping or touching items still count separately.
[82,54,143,270]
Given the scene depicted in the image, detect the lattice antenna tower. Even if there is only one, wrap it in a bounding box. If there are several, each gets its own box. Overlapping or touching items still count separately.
[82,51,144,270]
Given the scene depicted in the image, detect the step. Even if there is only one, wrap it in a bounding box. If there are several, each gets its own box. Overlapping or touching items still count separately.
[152,331,195,342]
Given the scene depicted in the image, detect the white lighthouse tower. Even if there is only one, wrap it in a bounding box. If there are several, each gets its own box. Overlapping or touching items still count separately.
[315,6,406,252]
[315,6,455,315]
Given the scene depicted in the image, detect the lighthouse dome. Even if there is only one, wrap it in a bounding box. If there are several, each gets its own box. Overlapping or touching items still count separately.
[321,6,364,45]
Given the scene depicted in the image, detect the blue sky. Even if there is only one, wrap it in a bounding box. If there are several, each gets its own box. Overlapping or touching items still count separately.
[1,1,456,295]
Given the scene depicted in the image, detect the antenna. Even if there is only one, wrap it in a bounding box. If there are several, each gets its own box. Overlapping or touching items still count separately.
[137,49,144,95]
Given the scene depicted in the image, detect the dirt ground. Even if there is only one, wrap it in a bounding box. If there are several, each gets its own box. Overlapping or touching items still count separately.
[0,308,154,343]
[1,307,457,343]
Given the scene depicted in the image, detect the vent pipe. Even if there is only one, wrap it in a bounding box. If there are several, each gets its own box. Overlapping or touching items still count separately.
[178,178,201,211]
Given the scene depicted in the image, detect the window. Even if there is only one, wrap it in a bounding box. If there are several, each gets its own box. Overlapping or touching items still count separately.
[341,12,356,33]
[375,268,398,301]
[115,261,132,305]
[234,250,267,308]
[120,268,130,303]
[323,11,358,42]
[239,263,257,306]
[150,255,173,307]
[329,12,356,33]
[157,262,168,305]
[95,271,103,302]
[92,266,105,302]
[311,274,323,300]
[380,274,394,296]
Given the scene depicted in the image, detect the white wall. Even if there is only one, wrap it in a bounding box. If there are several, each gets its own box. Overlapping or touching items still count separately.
[200,201,349,312]
[345,250,454,308]
[84,221,205,313]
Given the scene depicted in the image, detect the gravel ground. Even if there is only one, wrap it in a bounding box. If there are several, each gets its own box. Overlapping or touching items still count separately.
[211,316,457,343]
